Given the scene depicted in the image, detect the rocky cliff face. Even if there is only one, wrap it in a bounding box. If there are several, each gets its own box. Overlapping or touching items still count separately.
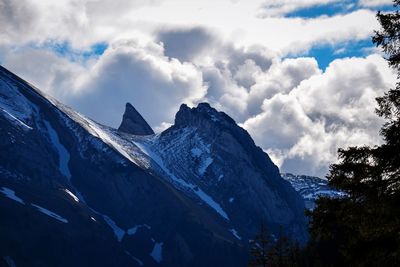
[118,102,154,135]
[142,103,308,240]
[0,65,307,267]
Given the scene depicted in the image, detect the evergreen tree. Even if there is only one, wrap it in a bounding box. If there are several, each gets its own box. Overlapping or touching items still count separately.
[248,225,307,267]
[308,1,400,266]
[248,223,271,267]
[267,228,293,267]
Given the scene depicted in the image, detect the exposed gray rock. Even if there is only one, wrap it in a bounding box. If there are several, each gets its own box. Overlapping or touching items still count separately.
[118,102,154,135]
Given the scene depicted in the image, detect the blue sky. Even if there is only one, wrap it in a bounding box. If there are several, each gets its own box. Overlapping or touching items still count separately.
[292,39,376,70]
[286,0,393,18]
[30,41,108,63]
[284,0,393,70]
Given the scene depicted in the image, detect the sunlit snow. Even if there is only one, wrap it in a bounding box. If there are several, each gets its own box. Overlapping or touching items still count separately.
[63,188,79,202]
[0,108,33,130]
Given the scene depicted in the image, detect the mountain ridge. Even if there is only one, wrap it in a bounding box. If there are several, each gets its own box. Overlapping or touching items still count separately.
[0,65,307,267]
[281,173,345,210]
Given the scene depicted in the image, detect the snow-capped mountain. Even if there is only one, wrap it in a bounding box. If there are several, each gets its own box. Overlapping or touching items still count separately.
[281,173,345,209]
[0,65,307,267]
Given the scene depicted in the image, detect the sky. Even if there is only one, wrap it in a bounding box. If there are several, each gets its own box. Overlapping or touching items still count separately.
[0,0,397,177]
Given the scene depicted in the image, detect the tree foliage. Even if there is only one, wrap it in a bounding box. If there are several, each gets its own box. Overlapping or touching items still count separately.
[248,223,271,267]
[248,224,306,267]
[248,2,400,266]
[306,1,400,266]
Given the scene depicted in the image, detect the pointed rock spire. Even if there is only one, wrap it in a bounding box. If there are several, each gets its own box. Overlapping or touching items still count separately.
[118,103,154,135]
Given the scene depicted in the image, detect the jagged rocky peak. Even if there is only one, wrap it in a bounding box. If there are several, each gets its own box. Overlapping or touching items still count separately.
[174,102,236,128]
[118,102,154,135]
[172,102,259,152]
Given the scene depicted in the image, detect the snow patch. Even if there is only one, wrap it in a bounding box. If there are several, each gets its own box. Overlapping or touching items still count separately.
[190,147,202,157]
[31,204,68,223]
[1,107,33,130]
[0,187,24,205]
[127,224,151,235]
[74,190,86,204]
[0,77,36,130]
[150,242,163,263]
[198,157,213,175]
[44,120,71,179]
[125,251,144,266]
[193,187,229,220]
[63,189,79,202]
[102,215,125,242]
[229,229,242,240]
[210,115,219,122]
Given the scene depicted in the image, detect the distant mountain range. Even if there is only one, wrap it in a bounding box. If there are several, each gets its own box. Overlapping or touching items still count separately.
[281,173,345,210]
[0,65,318,266]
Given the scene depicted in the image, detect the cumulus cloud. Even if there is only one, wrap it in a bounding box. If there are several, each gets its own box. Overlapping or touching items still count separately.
[246,57,321,115]
[359,0,393,7]
[2,38,206,128]
[243,54,395,176]
[157,27,217,62]
[2,48,84,97]
[67,39,207,128]
[195,44,275,120]
[0,0,380,54]
[0,0,39,45]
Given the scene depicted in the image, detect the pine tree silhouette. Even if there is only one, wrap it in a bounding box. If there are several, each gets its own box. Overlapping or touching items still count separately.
[308,1,400,265]
[248,223,271,267]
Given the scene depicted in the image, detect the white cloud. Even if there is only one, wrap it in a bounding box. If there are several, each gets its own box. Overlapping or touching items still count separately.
[67,38,207,128]
[0,0,39,45]
[246,57,321,115]
[2,48,85,97]
[2,38,206,128]
[359,0,393,7]
[243,54,396,176]
[0,0,380,55]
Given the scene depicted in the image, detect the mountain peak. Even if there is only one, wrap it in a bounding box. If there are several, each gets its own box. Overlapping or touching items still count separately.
[174,102,235,128]
[118,102,154,135]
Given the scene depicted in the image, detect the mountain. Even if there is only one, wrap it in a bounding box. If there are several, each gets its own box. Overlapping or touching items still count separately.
[281,173,345,210]
[0,65,307,267]
[118,103,154,135]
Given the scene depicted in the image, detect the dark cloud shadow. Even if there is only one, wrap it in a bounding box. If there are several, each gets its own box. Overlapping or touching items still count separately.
[157,27,216,62]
